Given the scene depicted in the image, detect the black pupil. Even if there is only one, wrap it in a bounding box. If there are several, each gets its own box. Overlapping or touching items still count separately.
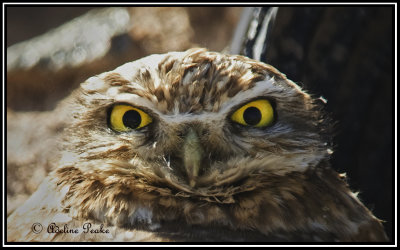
[243,107,262,126]
[123,110,141,129]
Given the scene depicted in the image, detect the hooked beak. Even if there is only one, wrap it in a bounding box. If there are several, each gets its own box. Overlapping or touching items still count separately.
[182,127,204,187]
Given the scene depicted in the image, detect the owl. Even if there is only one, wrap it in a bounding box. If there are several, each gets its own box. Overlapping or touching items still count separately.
[7,48,388,242]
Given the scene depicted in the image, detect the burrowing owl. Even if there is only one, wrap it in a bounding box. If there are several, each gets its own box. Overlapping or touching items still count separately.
[7,48,388,242]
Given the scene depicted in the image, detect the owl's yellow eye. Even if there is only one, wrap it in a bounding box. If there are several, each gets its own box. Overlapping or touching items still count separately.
[230,99,274,128]
[109,104,152,132]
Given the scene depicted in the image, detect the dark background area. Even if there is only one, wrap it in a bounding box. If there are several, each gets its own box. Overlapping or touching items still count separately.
[266,7,394,241]
[6,6,394,241]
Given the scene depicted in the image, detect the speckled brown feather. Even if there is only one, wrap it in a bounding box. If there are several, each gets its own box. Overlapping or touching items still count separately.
[7,48,388,242]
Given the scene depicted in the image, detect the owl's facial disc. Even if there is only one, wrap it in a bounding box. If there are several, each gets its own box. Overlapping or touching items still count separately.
[87,49,329,191]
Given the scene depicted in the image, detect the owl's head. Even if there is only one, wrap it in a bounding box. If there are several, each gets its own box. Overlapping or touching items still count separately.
[60,48,331,203]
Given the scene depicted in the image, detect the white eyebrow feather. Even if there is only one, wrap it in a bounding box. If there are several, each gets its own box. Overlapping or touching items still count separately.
[113,93,157,108]
[218,76,279,114]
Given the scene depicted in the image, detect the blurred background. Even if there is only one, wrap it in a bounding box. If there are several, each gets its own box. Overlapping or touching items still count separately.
[6,6,394,241]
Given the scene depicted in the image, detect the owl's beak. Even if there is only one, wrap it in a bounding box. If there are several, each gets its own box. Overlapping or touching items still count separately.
[182,127,204,188]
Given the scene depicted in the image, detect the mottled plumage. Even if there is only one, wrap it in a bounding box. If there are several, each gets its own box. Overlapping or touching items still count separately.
[7,48,388,242]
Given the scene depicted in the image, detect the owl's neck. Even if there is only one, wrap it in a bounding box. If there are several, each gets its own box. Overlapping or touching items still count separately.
[51,161,387,241]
